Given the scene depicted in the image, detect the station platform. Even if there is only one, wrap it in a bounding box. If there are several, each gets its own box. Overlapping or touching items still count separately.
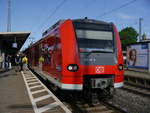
[0,67,34,113]
[124,68,150,88]
[0,67,71,113]
[125,68,150,80]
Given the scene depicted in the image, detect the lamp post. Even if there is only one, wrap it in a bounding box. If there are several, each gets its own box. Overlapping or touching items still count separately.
[139,18,143,42]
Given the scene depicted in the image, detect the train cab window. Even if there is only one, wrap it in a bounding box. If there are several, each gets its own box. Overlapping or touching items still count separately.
[73,22,114,53]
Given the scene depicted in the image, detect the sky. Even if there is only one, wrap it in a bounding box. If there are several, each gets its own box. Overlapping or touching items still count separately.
[0,0,150,50]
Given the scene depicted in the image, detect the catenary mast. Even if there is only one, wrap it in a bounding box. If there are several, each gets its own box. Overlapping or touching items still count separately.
[7,0,11,32]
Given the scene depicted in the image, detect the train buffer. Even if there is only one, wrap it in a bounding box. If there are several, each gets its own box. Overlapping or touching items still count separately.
[0,67,72,113]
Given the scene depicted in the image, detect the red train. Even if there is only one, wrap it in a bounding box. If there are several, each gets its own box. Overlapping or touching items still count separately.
[27,18,124,98]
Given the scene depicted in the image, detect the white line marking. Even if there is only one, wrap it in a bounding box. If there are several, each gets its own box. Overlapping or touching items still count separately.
[34,95,51,103]
[28,81,39,85]
[26,77,36,80]
[22,68,72,113]
[30,85,42,89]
[31,89,46,95]
[25,75,34,78]
[21,71,39,113]
[38,102,59,113]
[26,79,38,82]
[29,70,72,113]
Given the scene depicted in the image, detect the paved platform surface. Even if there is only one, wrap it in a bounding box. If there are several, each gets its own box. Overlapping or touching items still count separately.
[0,67,34,113]
[0,67,72,113]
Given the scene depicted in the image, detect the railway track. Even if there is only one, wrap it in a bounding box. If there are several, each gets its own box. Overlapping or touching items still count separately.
[61,94,128,113]
[30,68,127,113]
[122,83,150,97]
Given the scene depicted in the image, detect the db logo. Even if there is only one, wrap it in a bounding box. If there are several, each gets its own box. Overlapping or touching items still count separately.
[95,66,104,73]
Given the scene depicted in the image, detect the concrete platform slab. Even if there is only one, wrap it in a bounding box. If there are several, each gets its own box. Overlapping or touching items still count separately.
[0,68,34,113]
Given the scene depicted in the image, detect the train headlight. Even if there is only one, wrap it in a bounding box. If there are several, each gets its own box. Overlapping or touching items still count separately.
[67,64,79,72]
[118,64,123,71]
[68,66,73,70]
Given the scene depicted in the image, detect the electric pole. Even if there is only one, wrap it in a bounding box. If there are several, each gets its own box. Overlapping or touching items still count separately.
[139,18,143,42]
[7,0,11,32]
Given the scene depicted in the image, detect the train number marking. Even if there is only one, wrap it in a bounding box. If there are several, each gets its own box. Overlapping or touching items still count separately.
[95,66,104,73]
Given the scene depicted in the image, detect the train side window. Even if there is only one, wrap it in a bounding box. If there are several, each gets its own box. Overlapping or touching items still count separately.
[54,37,60,51]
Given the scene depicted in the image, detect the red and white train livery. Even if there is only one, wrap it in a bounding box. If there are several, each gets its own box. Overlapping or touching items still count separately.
[27,18,124,97]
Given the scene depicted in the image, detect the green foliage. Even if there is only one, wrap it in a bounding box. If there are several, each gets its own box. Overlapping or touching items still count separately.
[119,27,138,50]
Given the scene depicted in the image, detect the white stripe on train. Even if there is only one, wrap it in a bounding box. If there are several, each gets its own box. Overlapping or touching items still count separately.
[34,69,123,90]
[60,82,124,90]
[114,82,124,88]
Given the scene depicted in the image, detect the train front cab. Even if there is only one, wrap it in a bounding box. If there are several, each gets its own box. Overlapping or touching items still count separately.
[59,19,124,96]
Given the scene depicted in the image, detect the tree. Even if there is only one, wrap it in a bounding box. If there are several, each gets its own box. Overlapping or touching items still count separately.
[119,27,138,50]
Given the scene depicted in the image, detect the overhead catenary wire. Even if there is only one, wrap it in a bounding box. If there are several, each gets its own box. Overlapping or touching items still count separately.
[119,21,138,31]
[95,0,137,19]
[35,0,67,33]
[83,0,98,8]
[78,0,98,17]
[130,21,138,26]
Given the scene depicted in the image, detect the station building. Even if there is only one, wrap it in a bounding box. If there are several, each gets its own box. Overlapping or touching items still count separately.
[0,32,30,68]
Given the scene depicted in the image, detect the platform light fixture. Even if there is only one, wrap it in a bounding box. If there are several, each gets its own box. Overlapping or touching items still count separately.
[12,36,17,48]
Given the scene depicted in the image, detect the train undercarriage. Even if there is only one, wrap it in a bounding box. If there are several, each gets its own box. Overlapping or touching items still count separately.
[83,75,115,103]
[32,67,116,104]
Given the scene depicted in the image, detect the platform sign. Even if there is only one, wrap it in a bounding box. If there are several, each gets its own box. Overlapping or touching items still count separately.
[127,43,148,69]
[12,43,17,48]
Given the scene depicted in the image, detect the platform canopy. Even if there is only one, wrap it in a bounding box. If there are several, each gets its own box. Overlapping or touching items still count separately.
[0,32,30,55]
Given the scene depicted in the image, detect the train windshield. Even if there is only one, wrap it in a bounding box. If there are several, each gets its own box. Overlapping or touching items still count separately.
[73,22,114,53]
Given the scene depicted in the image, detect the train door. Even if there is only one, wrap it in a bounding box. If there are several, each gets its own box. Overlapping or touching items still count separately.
[41,40,51,72]
[54,37,62,81]
[34,45,39,67]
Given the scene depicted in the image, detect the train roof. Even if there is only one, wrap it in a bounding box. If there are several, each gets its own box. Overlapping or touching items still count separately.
[32,18,113,48]
[42,18,112,36]
[42,20,64,37]
[73,18,112,25]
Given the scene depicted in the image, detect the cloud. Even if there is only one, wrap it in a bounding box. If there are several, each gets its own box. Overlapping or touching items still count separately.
[118,13,136,20]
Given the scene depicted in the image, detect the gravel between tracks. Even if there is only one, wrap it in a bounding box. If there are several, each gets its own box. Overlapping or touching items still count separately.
[108,88,150,113]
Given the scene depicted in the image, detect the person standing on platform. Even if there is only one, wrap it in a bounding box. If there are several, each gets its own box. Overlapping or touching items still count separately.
[19,54,24,71]
[8,55,12,69]
[5,55,9,71]
[0,55,3,69]
[39,55,44,71]
[15,54,21,72]
[22,55,28,70]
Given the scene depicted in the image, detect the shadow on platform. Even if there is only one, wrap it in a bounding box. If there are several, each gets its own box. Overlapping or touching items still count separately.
[8,104,33,109]
[0,69,7,74]
[0,68,17,78]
